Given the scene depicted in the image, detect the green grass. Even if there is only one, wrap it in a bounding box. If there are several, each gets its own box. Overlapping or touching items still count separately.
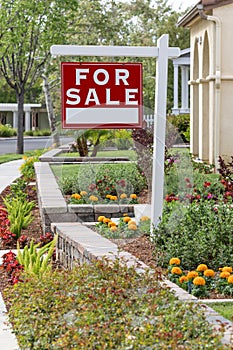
[0,149,46,164]
[59,149,137,161]
[210,302,233,321]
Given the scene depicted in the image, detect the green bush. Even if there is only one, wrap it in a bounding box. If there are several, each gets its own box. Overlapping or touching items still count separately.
[5,258,225,349]
[0,124,17,137]
[167,114,190,143]
[152,200,233,270]
[58,163,147,196]
[24,129,51,136]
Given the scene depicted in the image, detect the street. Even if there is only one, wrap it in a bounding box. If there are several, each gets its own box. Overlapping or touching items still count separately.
[0,136,74,155]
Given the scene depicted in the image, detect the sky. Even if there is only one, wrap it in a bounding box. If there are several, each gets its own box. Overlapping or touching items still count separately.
[167,0,198,12]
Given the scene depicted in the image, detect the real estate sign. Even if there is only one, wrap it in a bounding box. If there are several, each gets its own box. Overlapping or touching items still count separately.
[61,62,143,129]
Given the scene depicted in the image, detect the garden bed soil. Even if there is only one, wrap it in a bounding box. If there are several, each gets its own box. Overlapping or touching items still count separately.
[0,183,231,300]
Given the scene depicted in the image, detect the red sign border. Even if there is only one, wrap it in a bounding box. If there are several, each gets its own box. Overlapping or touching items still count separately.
[61,62,143,129]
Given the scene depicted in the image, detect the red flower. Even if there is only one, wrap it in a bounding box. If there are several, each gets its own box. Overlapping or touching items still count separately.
[204,181,211,187]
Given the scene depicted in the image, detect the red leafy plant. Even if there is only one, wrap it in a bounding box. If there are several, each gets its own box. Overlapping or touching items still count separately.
[0,206,16,247]
[1,251,23,285]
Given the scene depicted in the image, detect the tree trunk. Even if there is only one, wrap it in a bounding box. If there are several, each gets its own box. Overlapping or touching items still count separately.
[91,136,101,157]
[16,92,24,154]
[42,74,61,147]
[76,135,88,156]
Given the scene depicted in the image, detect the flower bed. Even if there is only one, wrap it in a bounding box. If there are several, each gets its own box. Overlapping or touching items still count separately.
[168,258,233,298]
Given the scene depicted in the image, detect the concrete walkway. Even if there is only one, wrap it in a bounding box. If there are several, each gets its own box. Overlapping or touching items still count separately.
[0,160,22,349]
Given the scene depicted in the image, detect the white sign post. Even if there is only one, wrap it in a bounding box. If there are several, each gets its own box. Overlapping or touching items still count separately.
[50,34,180,230]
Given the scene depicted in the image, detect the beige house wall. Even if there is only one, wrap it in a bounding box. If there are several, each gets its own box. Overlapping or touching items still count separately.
[188,3,233,165]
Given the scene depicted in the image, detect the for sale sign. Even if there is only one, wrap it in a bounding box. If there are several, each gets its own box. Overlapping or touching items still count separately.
[61,62,143,129]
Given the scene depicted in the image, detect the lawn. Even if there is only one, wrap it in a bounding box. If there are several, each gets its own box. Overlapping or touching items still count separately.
[210,302,233,321]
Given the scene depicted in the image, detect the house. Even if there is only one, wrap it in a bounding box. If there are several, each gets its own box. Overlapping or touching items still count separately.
[178,0,233,166]
[0,103,50,131]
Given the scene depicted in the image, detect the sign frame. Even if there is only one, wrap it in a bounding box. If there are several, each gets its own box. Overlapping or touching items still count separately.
[51,35,180,231]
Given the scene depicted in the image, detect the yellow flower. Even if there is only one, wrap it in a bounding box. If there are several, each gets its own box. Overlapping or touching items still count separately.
[171,267,182,275]
[108,221,117,228]
[187,271,198,280]
[130,194,137,199]
[106,194,112,199]
[221,266,233,273]
[169,258,181,266]
[128,224,137,231]
[196,264,208,272]
[103,218,111,224]
[220,271,231,279]
[140,216,150,221]
[123,216,131,223]
[110,196,118,201]
[120,193,127,199]
[228,276,233,284]
[110,226,118,232]
[193,277,206,286]
[97,216,105,222]
[179,276,188,283]
[128,220,137,226]
[71,193,81,200]
[89,195,98,202]
[204,269,215,277]
[80,191,87,196]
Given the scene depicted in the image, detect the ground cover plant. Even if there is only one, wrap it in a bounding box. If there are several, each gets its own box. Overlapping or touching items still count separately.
[4,258,227,350]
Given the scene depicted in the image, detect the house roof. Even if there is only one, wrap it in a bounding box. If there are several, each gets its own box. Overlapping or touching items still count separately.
[177,0,233,27]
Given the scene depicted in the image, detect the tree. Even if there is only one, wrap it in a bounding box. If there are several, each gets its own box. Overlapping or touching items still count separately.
[0,0,76,154]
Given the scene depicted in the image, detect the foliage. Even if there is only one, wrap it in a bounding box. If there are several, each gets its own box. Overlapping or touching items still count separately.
[5,258,225,349]
[112,129,133,150]
[167,114,190,143]
[16,235,57,276]
[3,197,34,239]
[2,251,23,285]
[20,155,40,180]
[0,124,17,137]
[218,155,233,184]
[152,199,233,271]
[0,206,16,247]
[56,163,147,197]
[24,129,51,137]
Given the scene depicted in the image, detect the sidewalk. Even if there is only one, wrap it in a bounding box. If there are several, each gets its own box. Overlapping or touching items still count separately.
[0,160,23,349]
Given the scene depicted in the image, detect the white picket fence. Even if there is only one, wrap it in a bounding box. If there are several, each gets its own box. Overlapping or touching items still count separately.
[143,114,154,127]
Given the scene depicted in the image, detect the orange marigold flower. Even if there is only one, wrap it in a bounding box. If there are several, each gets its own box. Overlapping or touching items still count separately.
[193,277,206,286]
[171,267,182,275]
[110,226,118,232]
[110,196,118,201]
[103,218,111,224]
[128,220,137,226]
[97,216,105,222]
[106,194,112,199]
[220,271,231,279]
[89,195,98,202]
[140,216,150,221]
[120,193,127,199]
[204,269,215,277]
[128,224,138,231]
[71,193,81,200]
[108,221,117,228]
[228,276,233,284]
[123,216,131,223]
[169,258,181,266]
[221,266,233,273]
[187,271,199,280]
[179,276,188,283]
[80,191,87,196]
[196,264,208,272]
[130,194,137,199]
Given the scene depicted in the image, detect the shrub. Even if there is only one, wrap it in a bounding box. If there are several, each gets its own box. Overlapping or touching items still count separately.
[20,155,40,180]
[5,258,225,349]
[152,200,233,270]
[0,123,17,137]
